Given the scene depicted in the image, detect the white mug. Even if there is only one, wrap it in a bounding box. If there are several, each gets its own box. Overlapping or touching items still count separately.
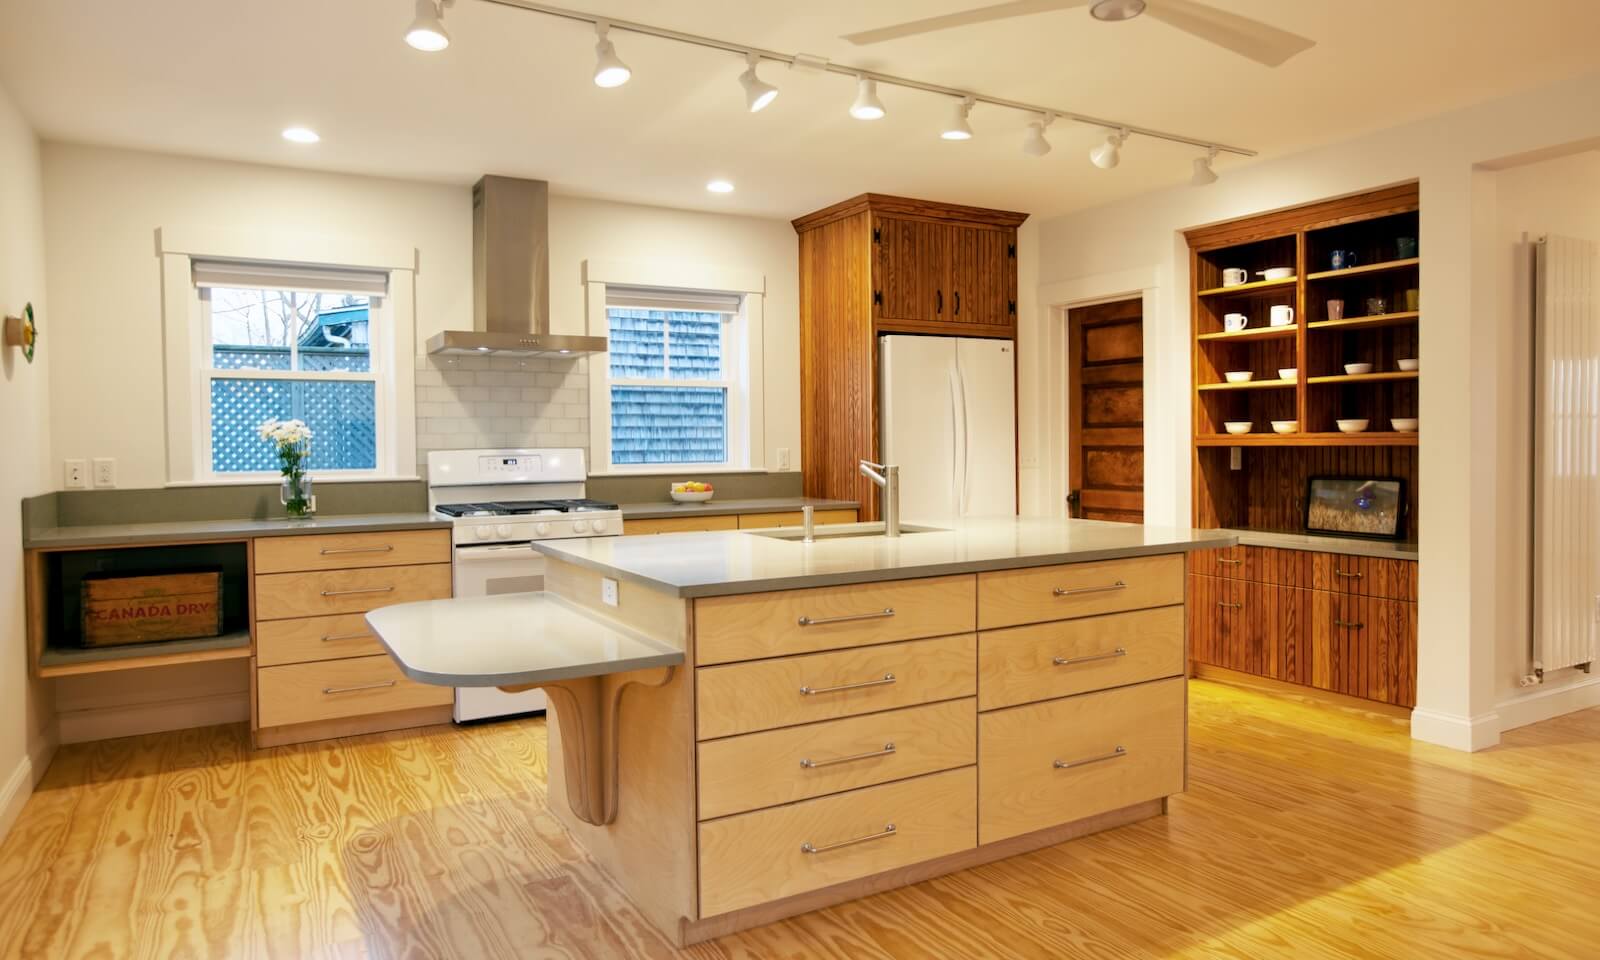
[1269,304,1295,327]
[1222,268,1249,287]
[1224,312,1248,332]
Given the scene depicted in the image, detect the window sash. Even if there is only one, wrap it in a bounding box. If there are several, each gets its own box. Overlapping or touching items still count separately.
[605,304,737,468]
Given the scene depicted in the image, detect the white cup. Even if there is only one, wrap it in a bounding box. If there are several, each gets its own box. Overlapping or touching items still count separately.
[1224,312,1248,332]
[1222,268,1249,287]
[1269,304,1295,327]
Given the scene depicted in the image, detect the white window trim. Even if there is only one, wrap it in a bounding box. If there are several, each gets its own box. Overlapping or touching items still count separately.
[159,230,417,484]
[584,258,767,476]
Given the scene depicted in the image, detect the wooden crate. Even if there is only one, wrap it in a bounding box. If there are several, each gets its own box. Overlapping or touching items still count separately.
[81,570,223,648]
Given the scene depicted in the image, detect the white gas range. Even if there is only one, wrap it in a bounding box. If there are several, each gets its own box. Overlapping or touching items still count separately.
[427,448,622,722]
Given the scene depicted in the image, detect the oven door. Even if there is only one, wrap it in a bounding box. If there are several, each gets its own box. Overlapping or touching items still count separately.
[452,542,548,721]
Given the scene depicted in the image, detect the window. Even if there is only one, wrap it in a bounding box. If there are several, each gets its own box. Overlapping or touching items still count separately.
[604,287,744,468]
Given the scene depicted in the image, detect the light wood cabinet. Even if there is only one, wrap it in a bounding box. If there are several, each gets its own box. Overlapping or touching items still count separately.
[253,529,451,574]
[623,508,858,536]
[254,563,453,620]
[734,509,858,529]
[256,612,384,667]
[977,554,1184,630]
[256,654,452,728]
[978,606,1185,711]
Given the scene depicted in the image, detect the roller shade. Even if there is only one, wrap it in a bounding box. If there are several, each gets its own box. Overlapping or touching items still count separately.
[605,285,742,314]
[192,258,390,296]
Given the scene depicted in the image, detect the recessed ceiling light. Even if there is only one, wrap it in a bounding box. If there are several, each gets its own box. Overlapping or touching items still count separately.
[850,76,885,120]
[405,0,451,51]
[593,22,632,88]
[706,179,735,194]
[282,126,320,144]
[1091,0,1148,21]
[941,97,974,141]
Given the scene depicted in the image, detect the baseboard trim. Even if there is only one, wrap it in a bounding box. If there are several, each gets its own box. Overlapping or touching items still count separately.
[0,732,58,845]
[58,691,249,744]
[252,704,455,749]
[1192,664,1412,721]
[1496,675,1600,733]
[1410,706,1501,752]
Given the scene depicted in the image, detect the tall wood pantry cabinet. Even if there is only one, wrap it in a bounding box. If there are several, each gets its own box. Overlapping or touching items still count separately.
[793,194,1028,519]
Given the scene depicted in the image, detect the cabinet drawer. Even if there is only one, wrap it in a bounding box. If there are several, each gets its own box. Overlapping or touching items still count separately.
[255,564,452,621]
[696,634,976,740]
[253,529,451,574]
[257,612,385,667]
[979,677,1185,844]
[622,515,739,535]
[257,654,452,728]
[697,698,976,821]
[698,766,976,917]
[734,509,858,529]
[695,574,976,666]
[979,607,1185,710]
[1310,553,1418,601]
[978,555,1183,630]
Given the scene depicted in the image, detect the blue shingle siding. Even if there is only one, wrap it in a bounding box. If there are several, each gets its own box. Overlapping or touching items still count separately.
[607,308,729,464]
[210,377,377,473]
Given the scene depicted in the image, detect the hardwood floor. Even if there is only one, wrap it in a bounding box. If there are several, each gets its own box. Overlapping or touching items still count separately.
[2,681,1598,959]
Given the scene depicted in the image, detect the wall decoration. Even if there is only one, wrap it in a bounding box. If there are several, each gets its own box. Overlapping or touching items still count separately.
[4,302,38,363]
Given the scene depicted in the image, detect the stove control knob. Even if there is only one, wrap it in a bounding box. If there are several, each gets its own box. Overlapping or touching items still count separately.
[496,524,512,539]
[474,526,492,541]
[572,519,590,534]
[591,518,609,533]
[535,521,551,536]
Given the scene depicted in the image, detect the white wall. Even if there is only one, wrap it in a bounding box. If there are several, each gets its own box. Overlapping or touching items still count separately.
[1028,69,1600,750]
[0,79,56,842]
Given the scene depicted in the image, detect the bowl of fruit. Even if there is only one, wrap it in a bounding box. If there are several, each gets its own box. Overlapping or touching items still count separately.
[670,481,715,503]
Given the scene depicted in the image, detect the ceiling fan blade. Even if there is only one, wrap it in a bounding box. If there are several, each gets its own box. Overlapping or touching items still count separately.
[842,0,1090,45]
[1144,0,1315,67]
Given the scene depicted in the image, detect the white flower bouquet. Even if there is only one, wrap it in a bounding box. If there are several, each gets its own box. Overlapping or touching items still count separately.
[259,418,315,517]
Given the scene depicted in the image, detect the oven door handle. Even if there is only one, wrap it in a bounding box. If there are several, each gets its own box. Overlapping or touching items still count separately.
[453,544,539,563]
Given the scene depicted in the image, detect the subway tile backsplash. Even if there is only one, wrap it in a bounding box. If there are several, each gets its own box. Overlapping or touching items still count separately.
[414,354,589,476]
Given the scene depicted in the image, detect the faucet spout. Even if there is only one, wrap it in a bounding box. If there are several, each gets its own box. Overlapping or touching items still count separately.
[859,459,901,538]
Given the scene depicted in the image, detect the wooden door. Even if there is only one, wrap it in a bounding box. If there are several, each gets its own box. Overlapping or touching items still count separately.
[1067,299,1144,521]
[874,216,945,323]
[945,224,1014,328]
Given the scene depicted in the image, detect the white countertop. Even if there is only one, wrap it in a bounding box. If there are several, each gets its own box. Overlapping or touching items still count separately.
[366,592,684,688]
[534,517,1236,598]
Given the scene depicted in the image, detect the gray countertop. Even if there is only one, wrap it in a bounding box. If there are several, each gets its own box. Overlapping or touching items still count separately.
[24,512,452,549]
[535,517,1236,598]
[366,592,684,688]
[1217,528,1419,561]
[619,497,859,520]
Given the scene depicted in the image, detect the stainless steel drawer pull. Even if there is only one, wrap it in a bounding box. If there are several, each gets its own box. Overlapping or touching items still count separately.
[1053,580,1127,597]
[800,673,896,696]
[1053,745,1127,770]
[1053,647,1127,667]
[800,743,896,769]
[323,680,397,695]
[1334,569,1364,579]
[319,545,394,556]
[801,823,896,854]
[1335,619,1366,629]
[1217,601,1243,609]
[1217,558,1243,565]
[321,631,371,642]
[320,586,395,597]
[797,608,895,627]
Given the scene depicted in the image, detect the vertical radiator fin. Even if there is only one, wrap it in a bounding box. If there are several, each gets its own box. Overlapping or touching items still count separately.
[1534,235,1600,674]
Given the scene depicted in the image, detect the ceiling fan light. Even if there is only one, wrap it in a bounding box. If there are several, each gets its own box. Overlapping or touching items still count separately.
[739,54,778,112]
[1090,0,1148,22]
[1191,148,1220,186]
[1022,115,1052,157]
[593,22,632,88]
[850,76,885,120]
[1090,130,1126,169]
[941,97,974,141]
[404,0,450,51]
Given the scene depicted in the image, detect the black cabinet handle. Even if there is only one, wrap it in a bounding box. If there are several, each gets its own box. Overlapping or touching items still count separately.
[954,291,961,316]
[936,290,943,314]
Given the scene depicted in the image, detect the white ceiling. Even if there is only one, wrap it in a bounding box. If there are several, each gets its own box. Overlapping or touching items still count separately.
[2,0,1598,220]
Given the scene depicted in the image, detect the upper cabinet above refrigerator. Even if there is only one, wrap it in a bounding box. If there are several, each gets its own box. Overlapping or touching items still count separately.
[875,215,1018,333]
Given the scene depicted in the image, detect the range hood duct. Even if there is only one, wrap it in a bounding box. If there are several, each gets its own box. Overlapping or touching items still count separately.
[425,175,608,357]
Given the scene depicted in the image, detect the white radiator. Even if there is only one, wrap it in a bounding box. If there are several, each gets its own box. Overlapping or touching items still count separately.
[1533,235,1600,676]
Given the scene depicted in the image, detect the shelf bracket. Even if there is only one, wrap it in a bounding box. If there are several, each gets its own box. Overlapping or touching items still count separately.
[498,665,676,826]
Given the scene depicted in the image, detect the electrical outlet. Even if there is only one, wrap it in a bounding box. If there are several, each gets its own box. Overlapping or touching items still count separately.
[1229,447,1243,470]
[92,457,117,488]
[64,459,88,489]
[601,577,619,607]
[776,447,791,471]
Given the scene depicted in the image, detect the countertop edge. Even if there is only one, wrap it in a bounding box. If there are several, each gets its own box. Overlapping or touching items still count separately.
[1220,528,1420,561]
[619,498,859,520]
[23,514,453,550]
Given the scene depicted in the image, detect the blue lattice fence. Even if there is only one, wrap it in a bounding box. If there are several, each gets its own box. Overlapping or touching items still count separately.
[211,346,375,473]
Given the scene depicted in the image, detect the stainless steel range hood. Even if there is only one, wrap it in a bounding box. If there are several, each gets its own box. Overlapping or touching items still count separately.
[425,175,607,357]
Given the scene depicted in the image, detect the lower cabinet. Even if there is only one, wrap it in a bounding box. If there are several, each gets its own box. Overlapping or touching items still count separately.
[623,508,859,535]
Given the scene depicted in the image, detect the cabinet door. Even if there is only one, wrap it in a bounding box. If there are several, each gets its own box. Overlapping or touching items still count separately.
[1187,574,1247,669]
[944,224,1014,328]
[1309,592,1416,706]
[874,216,945,322]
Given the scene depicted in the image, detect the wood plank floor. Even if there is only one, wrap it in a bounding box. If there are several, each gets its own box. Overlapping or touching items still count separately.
[2,680,1597,959]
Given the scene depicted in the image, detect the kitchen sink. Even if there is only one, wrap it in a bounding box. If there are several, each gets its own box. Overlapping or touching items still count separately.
[749,524,945,542]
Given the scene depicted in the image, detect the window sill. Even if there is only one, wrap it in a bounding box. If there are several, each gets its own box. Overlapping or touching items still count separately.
[166,475,422,488]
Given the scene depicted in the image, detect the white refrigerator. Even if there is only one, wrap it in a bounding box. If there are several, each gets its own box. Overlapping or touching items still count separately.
[880,335,1016,524]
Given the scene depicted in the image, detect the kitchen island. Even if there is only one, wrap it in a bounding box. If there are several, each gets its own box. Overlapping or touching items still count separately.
[371,518,1232,946]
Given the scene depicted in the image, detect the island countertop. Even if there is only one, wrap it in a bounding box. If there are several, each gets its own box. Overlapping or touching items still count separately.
[534,517,1236,598]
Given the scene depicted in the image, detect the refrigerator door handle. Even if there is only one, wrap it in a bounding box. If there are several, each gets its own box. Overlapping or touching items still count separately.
[954,355,970,515]
[948,364,963,516]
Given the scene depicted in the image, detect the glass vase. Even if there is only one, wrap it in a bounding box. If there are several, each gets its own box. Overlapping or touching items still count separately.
[281,472,314,519]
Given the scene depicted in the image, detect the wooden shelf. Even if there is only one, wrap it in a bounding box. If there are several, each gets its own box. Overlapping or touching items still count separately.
[1197,325,1298,343]
[1305,258,1420,281]
[1307,311,1418,332]
[37,630,251,678]
[1196,276,1297,298]
[1194,432,1419,448]
[1197,378,1297,392]
[1307,370,1419,385]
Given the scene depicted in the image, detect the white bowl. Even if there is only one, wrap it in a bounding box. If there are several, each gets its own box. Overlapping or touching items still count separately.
[1224,371,1254,383]
[1223,421,1253,435]
[1271,420,1299,434]
[1344,362,1374,375]
[1397,358,1419,371]
[1391,418,1419,432]
[1256,267,1294,280]
[669,488,715,503]
[1337,419,1370,433]
[1278,368,1297,381]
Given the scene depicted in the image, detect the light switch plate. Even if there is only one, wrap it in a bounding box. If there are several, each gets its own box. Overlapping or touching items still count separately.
[1230,447,1243,470]
[64,459,88,489]
[601,577,619,607]
[776,447,791,470]
[92,457,117,488]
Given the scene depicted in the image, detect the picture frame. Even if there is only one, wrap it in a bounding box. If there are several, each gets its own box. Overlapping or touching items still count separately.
[1304,476,1407,540]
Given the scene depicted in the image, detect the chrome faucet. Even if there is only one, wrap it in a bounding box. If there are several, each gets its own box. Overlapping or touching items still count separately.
[859,459,901,538]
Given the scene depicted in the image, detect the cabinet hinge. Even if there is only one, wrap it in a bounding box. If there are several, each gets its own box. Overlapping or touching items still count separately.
[1007,243,1016,258]
[1008,300,1017,315]
[873,290,883,306]
[872,227,882,244]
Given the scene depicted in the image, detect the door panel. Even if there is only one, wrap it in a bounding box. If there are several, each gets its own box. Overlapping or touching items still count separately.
[881,335,958,523]
[875,216,944,323]
[955,337,1016,516]
[1068,299,1144,522]
[945,225,1012,327]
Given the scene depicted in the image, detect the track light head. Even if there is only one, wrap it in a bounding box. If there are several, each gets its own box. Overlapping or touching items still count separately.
[1191,147,1220,186]
[850,76,885,120]
[739,53,778,113]
[941,97,975,141]
[1022,114,1053,157]
[593,22,632,88]
[404,0,451,52]
[1090,129,1127,169]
